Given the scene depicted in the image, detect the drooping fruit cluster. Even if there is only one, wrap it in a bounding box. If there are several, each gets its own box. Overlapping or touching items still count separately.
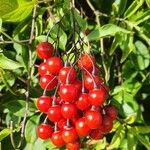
[35,41,118,150]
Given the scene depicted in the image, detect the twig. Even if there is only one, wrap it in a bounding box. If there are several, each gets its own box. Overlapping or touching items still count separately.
[86,0,108,82]
[0,39,30,44]
[10,121,17,150]
[17,5,37,149]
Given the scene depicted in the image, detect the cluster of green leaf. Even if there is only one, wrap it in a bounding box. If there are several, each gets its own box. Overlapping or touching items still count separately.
[0,0,150,149]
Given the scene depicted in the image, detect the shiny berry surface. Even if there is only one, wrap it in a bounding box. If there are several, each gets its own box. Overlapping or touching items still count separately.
[85,110,102,129]
[58,66,77,84]
[62,127,78,143]
[51,131,65,147]
[105,105,118,120]
[89,128,103,140]
[36,42,54,59]
[76,93,90,110]
[66,141,80,150]
[46,57,63,75]
[61,103,77,119]
[48,105,62,122]
[37,124,53,139]
[75,117,91,137]
[59,84,78,102]
[38,62,48,76]
[39,74,58,90]
[37,96,52,113]
[88,88,106,106]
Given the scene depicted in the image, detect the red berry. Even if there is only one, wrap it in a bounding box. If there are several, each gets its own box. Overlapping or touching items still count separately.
[58,66,77,84]
[85,110,102,129]
[66,141,80,150]
[88,88,106,106]
[62,127,78,143]
[99,115,113,133]
[36,42,54,59]
[105,105,118,120]
[84,75,103,90]
[75,117,91,137]
[37,124,53,139]
[37,96,52,113]
[46,57,63,75]
[51,131,65,147]
[48,105,62,122]
[89,128,103,140]
[59,84,78,102]
[58,118,66,130]
[76,93,90,110]
[73,80,82,94]
[39,74,58,90]
[78,53,95,71]
[61,103,77,119]
[38,62,48,76]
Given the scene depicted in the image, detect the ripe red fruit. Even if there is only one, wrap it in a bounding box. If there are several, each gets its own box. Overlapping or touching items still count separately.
[88,88,106,106]
[51,131,65,147]
[76,93,90,110]
[58,66,77,84]
[89,128,103,140]
[46,57,63,75]
[105,105,118,120]
[37,124,53,139]
[85,110,102,129]
[48,105,62,122]
[61,103,77,119]
[37,96,52,113]
[38,62,48,76]
[59,84,78,102]
[58,119,66,130]
[66,141,80,150]
[99,115,113,133]
[73,80,82,94]
[78,53,95,71]
[75,117,91,137]
[36,42,54,59]
[62,127,78,143]
[39,74,58,90]
[84,75,103,90]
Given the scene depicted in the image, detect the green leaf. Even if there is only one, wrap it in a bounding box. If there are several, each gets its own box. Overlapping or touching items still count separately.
[2,0,34,22]
[0,54,22,70]
[3,100,37,117]
[146,0,150,7]
[124,0,144,18]
[72,9,87,31]
[127,131,137,150]
[133,126,150,134]
[43,139,57,149]
[25,114,41,143]
[87,24,131,41]
[131,40,150,70]
[0,0,18,16]
[95,137,107,150]
[107,125,125,149]
[136,135,150,150]
[0,128,11,141]
[0,18,2,32]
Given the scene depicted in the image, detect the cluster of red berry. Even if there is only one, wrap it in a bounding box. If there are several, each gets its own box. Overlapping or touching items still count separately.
[36,41,118,150]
